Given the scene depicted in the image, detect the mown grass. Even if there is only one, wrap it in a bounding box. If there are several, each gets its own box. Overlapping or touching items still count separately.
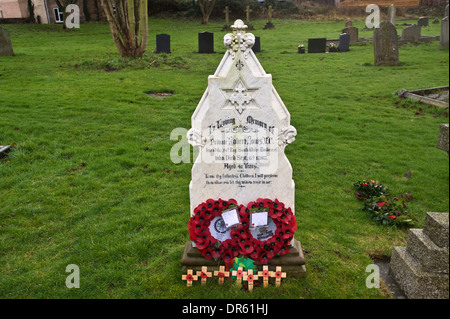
[0,17,448,299]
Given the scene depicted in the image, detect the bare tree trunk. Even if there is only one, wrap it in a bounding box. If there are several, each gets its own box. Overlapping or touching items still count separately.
[198,0,215,25]
[100,0,148,58]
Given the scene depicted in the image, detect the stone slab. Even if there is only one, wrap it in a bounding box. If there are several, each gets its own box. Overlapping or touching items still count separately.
[0,26,15,57]
[390,246,449,299]
[181,239,306,277]
[406,228,449,274]
[436,124,449,153]
[424,212,449,248]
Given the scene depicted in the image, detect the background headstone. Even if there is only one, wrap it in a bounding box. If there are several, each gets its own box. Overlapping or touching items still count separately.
[222,6,231,31]
[155,34,171,53]
[440,17,449,50]
[387,4,396,26]
[263,5,275,29]
[342,26,358,43]
[418,17,429,27]
[401,25,421,43]
[0,26,14,57]
[308,38,326,53]
[252,36,260,53]
[198,32,214,53]
[436,123,449,154]
[338,33,350,52]
[374,21,399,66]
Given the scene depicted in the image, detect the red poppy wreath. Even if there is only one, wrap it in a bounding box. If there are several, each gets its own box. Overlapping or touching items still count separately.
[188,198,297,264]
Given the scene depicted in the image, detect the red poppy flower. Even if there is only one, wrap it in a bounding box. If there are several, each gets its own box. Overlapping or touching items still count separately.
[247,274,254,282]
[201,247,214,260]
[239,238,255,255]
[377,202,389,208]
[275,271,283,278]
[388,215,396,220]
[222,249,234,264]
[261,269,270,278]
[235,269,244,278]
[277,245,290,256]
[185,274,194,282]
[249,247,261,260]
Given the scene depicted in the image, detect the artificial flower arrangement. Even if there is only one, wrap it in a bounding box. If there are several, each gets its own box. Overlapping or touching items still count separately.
[188,198,297,265]
[354,180,415,227]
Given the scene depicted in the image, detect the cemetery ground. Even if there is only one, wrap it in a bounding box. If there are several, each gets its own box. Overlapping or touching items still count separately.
[0,17,448,299]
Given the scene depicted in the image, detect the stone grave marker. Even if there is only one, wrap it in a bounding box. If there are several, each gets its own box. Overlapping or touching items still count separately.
[263,5,275,29]
[342,26,358,43]
[182,19,306,277]
[418,17,429,27]
[155,34,171,54]
[0,26,14,56]
[198,32,214,54]
[387,4,396,26]
[401,24,421,43]
[373,21,399,66]
[308,38,326,53]
[252,36,261,53]
[245,5,254,30]
[345,20,353,28]
[440,9,449,50]
[436,123,449,154]
[338,33,350,52]
[222,6,232,31]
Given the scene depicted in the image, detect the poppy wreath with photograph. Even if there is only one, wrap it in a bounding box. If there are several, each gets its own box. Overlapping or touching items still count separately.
[241,198,297,264]
[188,198,297,264]
[188,198,245,264]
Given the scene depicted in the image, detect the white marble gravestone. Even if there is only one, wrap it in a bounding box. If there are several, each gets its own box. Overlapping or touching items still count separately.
[187,19,297,216]
[183,20,305,276]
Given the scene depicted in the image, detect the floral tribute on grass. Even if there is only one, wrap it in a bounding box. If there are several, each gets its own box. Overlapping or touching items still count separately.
[354,180,415,227]
[188,198,297,265]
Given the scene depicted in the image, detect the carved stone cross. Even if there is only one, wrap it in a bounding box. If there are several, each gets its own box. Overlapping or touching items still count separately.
[246,5,253,25]
[229,81,253,114]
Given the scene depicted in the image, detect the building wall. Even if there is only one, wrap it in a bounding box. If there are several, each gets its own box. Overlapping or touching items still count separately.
[0,0,28,18]
[0,0,105,23]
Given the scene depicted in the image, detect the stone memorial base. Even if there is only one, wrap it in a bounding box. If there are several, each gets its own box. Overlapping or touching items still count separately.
[390,212,449,299]
[181,239,306,277]
[263,22,274,30]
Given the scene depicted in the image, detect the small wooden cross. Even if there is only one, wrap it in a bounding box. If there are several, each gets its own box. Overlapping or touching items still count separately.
[214,266,230,285]
[258,265,273,288]
[196,266,212,285]
[270,266,286,287]
[182,269,198,287]
[232,267,245,288]
[243,269,259,292]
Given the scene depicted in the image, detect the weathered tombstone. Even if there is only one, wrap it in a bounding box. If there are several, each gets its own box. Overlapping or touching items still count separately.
[0,26,14,57]
[198,32,214,54]
[342,26,358,43]
[155,34,171,54]
[246,5,254,30]
[401,25,421,43]
[252,36,260,53]
[308,38,326,53]
[387,4,396,26]
[440,17,449,50]
[373,21,399,66]
[222,6,232,31]
[418,17,429,27]
[338,33,350,52]
[436,123,449,154]
[263,5,275,29]
[182,20,306,277]
[390,212,449,299]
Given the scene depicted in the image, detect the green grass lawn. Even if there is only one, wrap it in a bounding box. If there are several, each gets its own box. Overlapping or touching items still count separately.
[0,17,448,299]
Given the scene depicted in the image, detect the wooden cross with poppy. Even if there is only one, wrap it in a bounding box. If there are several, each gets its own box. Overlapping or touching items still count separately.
[243,269,259,292]
[270,266,286,287]
[214,266,230,285]
[257,265,273,288]
[182,269,198,287]
[196,266,212,285]
[231,266,244,288]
